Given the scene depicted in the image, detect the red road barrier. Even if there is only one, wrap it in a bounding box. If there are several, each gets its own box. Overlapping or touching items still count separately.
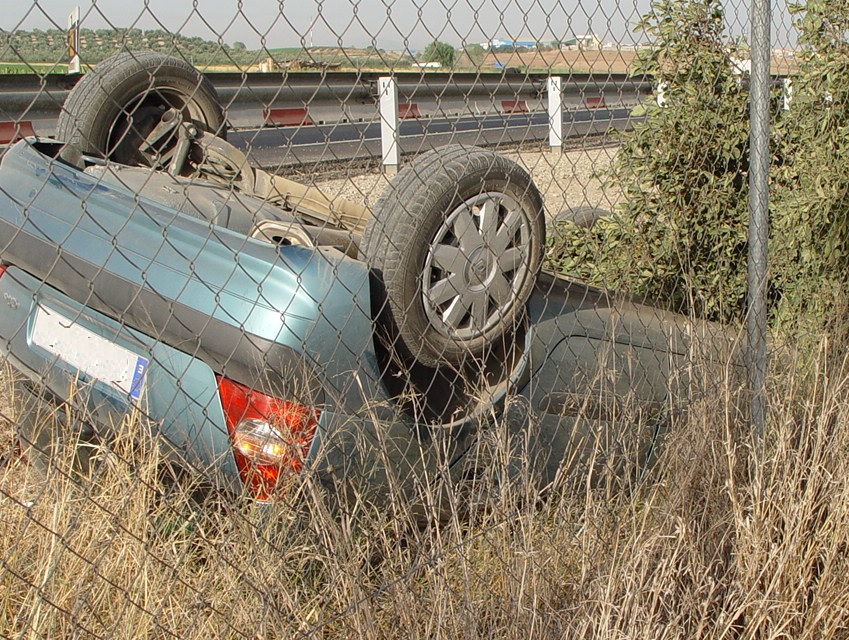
[584,96,606,109]
[0,121,36,144]
[398,103,422,119]
[262,108,314,127]
[501,100,529,113]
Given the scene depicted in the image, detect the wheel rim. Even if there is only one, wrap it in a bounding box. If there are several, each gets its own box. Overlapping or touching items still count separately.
[422,191,532,342]
[106,88,205,166]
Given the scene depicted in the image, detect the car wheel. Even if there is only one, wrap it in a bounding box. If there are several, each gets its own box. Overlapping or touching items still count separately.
[57,51,225,166]
[361,145,545,368]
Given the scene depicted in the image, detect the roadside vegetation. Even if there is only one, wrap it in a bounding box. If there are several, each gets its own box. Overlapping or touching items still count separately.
[547,0,849,342]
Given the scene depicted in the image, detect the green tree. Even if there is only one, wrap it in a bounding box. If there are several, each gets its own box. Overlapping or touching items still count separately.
[462,43,485,67]
[549,0,751,324]
[422,40,455,68]
[768,0,849,333]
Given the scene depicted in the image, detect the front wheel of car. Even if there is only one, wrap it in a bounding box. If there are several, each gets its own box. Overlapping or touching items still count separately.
[361,145,545,369]
[57,51,225,167]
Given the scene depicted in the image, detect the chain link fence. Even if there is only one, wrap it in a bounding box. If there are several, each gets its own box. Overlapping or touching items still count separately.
[3,1,849,638]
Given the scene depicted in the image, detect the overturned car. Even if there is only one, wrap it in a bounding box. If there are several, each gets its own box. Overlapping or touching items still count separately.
[0,53,742,506]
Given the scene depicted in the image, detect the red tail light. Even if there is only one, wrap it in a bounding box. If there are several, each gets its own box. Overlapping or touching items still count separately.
[216,376,318,501]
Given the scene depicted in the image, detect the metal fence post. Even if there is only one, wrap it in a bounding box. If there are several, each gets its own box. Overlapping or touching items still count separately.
[547,76,562,150]
[379,76,399,175]
[748,0,771,448]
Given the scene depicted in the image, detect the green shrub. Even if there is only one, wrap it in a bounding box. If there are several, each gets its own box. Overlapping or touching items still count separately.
[548,0,849,336]
[767,0,849,335]
[548,0,752,324]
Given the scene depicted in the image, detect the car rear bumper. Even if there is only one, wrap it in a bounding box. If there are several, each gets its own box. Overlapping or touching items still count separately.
[0,266,246,492]
[0,265,479,503]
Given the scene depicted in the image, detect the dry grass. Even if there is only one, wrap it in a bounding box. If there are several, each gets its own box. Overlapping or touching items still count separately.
[2,340,849,639]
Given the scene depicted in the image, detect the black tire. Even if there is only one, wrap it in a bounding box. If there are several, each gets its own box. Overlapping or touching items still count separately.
[361,145,545,368]
[57,51,225,166]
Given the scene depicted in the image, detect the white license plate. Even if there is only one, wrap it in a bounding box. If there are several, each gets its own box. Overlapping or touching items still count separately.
[31,305,149,401]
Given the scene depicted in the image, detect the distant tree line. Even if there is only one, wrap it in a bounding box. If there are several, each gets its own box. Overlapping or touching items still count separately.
[0,28,259,66]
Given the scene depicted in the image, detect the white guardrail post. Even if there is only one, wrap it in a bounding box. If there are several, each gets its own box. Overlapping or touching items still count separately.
[547,76,563,151]
[67,7,81,74]
[378,76,399,175]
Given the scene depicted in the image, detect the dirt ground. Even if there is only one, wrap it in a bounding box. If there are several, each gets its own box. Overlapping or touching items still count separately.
[460,48,797,75]
[314,145,622,220]
[482,49,638,74]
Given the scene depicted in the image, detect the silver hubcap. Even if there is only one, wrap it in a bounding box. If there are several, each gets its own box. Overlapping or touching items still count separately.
[422,192,531,341]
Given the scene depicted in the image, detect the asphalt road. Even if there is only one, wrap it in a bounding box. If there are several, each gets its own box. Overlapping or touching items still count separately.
[0,103,635,168]
[229,107,635,168]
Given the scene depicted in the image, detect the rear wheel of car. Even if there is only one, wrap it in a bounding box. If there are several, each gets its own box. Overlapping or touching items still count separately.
[361,145,545,369]
[57,51,225,166]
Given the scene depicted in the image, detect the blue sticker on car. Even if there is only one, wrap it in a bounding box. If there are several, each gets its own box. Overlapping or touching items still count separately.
[130,356,149,400]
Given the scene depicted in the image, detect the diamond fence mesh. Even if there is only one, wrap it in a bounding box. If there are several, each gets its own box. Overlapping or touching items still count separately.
[3,1,849,639]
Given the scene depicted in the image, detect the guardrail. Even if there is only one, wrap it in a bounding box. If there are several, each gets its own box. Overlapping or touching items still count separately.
[0,69,795,169]
[0,70,652,129]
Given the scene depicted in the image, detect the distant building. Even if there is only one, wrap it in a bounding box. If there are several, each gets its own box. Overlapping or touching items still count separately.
[560,34,600,50]
[480,35,600,51]
[412,61,442,69]
[481,39,539,51]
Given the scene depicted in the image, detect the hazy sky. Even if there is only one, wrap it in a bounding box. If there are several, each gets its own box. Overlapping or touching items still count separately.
[6,0,795,51]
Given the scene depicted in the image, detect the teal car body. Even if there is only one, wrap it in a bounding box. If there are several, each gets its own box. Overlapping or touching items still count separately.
[0,139,741,506]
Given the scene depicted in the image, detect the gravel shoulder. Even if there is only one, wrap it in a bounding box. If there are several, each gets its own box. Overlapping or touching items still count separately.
[314,146,622,221]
